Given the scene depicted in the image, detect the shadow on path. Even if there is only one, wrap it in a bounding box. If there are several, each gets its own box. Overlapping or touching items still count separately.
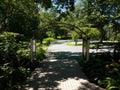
[24,41,104,90]
[24,51,88,90]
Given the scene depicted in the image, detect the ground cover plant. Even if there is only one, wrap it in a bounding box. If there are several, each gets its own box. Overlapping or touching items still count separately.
[80,47,120,90]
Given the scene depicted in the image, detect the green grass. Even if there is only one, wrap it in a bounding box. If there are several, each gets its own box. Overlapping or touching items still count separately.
[66,42,82,46]
[43,38,56,45]
[42,45,48,51]
[36,38,56,51]
[90,43,96,47]
[67,42,96,46]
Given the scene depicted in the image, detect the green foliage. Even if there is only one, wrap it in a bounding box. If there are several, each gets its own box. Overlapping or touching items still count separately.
[105,77,120,90]
[36,48,45,62]
[71,31,79,42]
[46,31,55,38]
[38,0,52,9]
[53,0,75,11]
[80,53,120,90]
[0,32,26,89]
[83,0,120,41]
[43,38,56,45]
[0,32,19,63]
[0,0,39,36]
[71,31,79,45]
[116,33,120,42]
[82,27,100,39]
[0,32,46,89]
[66,42,82,46]
[0,0,120,89]
[16,49,30,67]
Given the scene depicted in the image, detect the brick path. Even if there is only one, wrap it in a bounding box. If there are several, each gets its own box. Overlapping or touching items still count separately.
[24,40,105,90]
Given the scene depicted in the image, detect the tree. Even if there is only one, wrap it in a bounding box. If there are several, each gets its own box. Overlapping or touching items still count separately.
[0,0,39,37]
[82,0,120,42]
[58,0,102,61]
[0,0,53,37]
[46,31,55,38]
[37,10,57,44]
[71,31,79,45]
[52,0,75,12]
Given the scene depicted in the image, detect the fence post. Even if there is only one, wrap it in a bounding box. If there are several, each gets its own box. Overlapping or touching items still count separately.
[30,38,36,62]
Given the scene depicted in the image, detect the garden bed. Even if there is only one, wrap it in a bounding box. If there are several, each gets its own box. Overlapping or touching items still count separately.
[79,52,120,90]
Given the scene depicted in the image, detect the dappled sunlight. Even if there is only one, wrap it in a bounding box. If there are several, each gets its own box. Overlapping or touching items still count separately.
[57,78,88,90]
[24,40,104,90]
[48,40,82,53]
[49,59,58,62]
[89,48,114,53]
[24,50,87,90]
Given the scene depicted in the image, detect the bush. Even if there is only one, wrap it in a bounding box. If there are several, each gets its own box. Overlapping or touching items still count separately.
[0,32,22,89]
[36,47,45,62]
[43,38,56,45]
[0,32,47,89]
[16,49,31,67]
[0,32,18,63]
[80,53,120,90]
[0,32,30,89]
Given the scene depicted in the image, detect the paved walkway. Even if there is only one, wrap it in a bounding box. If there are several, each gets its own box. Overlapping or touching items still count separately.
[24,40,104,90]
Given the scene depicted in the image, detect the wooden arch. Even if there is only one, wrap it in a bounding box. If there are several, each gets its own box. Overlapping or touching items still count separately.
[38,22,90,62]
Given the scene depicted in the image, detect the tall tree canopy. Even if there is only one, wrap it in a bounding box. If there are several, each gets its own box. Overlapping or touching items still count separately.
[52,0,75,11]
[0,0,52,37]
[83,0,120,41]
[0,0,38,34]
[1,0,120,41]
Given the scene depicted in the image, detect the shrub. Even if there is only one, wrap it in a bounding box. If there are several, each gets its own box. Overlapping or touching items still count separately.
[43,38,56,45]
[0,32,31,89]
[16,49,31,67]
[80,53,120,89]
[36,47,45,62]
[0,32,47,89]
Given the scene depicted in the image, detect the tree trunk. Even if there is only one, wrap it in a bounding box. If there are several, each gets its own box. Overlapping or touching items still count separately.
[40,38,43,45]
[82,39,90,62]
[75,40,77,45]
